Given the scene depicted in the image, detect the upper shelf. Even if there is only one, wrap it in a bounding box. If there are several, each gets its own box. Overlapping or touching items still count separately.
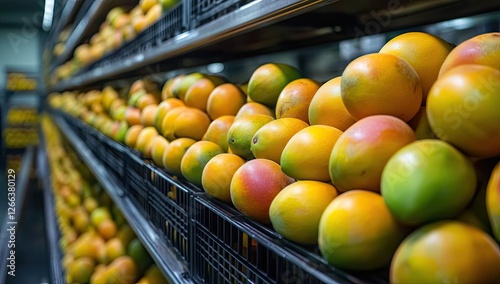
[48,0,500,92]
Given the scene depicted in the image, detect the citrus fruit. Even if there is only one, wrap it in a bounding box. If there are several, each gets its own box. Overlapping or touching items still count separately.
[391,221,500,283]
[230,159,294,223]
[275,78,320,123]
[318,190,409,270]
[162,138,196,176]
[379,32,454,100]
[308,76,356,131]
[381,139,476,226]
[427,64,500,158]
[207,83,246,120]
[439,32,500,78]
[329,115,416,192]
[247,63,302,108]
[341,53,422,121]
[202,115,235,152]
[180,141,224,186]
[250,118,308,164]
[227,114,274,160]
[269,181,338,245]
[202,153,246,204]
[281,125,343,182]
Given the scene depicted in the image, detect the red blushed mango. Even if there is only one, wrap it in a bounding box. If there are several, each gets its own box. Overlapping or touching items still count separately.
[439,32,500,78]
[230,159,294,223]
[329,115,416,192]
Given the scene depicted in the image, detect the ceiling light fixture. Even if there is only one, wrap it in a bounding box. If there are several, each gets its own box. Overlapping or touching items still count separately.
[42,0,54,31]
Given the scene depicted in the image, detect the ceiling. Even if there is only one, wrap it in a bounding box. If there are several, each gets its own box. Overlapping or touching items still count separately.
[0,0,50,26]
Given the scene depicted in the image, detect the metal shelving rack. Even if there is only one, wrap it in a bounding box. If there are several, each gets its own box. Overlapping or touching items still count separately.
[51,114,193,284]
[47,0,500,92]
[37,131,65,284]
[42,0,500,283]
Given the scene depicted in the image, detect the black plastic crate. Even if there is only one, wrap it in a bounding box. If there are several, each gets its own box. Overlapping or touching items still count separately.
[100,136,126,179]
[124,152,153,217]
[147,178,190,264]
[189,0,254,28]
[190,195,388,284]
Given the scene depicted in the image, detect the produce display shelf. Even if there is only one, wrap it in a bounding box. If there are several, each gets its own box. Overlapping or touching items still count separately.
[37,131,65,284]
[54,110,392,284]
[0,146,35,284]
[52,113,194,284]
[51,0,138,72]
[51,0,105,70]
[47,0,84,49]
[51,0,337,92]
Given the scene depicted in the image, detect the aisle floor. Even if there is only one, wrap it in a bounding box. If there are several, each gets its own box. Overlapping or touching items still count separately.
[5,181,50,284]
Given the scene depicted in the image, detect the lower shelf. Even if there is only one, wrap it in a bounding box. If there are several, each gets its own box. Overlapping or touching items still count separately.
[53,110,390,284]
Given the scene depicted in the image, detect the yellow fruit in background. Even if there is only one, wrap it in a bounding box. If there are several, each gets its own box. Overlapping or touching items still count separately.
[180,141,224,186]
[103,256,138,284]
[140,0,158,13]
[318,190,409,270]
[235,102,275,120]
[391,221,500,283]
[380,32,454,101]
[97,218,117,240]
[137,264,168,284]
[281,125,343,182]
[154,98,185,131]
[105,238,126,263]
[202,153,246,204]
[184,78,216,112]
[135,126,158,158]
[124,124,144,148]
[150,135,169,167]
[308,76,356,131]
[162,138,197,176]
[145,3,162,27]
[90,207,112,227]
[140,104,158,127]
[250,118,308,164]
[341,53,422,121]
[269,181,338,245]
[68,257,95,284]
[275,78,320,123]
[227,114,274,160]
[173,73,205,101]
[248,63,302,108]
[137,94,159,110]
[161,75,184,100]
[116,224,136,248]
[207,83,247,120]
[202,115,235,152]
[427,64,500,159]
